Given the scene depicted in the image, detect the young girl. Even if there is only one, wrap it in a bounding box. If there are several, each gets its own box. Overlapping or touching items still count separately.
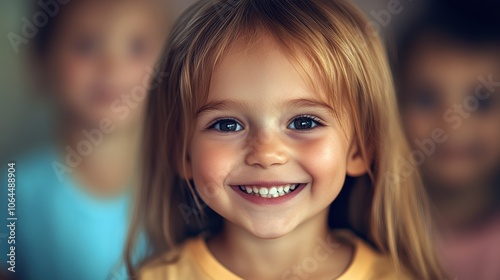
[396,2,500,279]
[0,1,170,279]
[126,0,447,279]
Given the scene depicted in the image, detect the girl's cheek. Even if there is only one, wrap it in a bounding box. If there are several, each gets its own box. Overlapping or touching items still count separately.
[191,138,239,189]
[296,135,346,187]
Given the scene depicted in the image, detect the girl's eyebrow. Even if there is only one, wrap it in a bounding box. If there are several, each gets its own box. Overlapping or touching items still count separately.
[284,98,334,112]
[196,98,333,116]
[196,99,248,116]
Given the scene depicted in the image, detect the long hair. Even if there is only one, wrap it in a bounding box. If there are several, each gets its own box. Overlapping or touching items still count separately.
[125,0,448,279]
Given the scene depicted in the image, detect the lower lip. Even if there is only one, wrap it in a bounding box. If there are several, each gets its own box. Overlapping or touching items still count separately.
[231,184,307,205]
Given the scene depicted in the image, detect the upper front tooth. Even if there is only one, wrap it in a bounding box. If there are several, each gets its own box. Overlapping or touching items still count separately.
[259,188,268,195]
[245,186,252,193]
[268,187,277,195]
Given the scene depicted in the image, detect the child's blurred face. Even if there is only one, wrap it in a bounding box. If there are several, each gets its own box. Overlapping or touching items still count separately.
[45,0,167,127]
[186,37,366,238]
[402,36,500,188]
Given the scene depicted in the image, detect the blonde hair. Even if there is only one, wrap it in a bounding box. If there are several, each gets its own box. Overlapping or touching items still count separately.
[126,0,447,279]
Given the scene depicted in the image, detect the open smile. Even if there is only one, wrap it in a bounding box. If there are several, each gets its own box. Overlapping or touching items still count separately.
[230,183,307,205]
[236,183,301,198]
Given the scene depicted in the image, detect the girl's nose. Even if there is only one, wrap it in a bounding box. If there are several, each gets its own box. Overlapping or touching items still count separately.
[244,129,289,168]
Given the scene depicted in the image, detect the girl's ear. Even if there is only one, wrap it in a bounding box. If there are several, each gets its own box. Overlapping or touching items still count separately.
[346,140,369,177]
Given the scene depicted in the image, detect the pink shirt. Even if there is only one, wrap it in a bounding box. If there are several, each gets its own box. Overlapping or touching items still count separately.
[440,213,500,280]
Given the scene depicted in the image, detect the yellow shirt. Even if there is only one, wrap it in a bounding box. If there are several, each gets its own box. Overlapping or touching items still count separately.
[138,230,409,280]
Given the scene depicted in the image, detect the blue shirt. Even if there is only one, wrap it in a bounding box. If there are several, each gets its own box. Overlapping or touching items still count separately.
[1,148,146,280]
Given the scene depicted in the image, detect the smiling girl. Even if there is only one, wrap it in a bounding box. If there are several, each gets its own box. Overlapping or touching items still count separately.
[126,0,447,279]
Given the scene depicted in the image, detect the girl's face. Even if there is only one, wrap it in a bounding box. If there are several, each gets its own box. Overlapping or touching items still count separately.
[45,0,167,127]
[402,37,500,189]
[186,38,367,238]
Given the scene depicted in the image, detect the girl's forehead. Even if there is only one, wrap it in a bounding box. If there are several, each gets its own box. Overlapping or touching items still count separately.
[209,34,332,103]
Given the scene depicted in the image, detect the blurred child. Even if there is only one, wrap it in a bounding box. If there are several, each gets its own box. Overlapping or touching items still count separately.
[125,0,447,279]
[397,2,500,279]
[1,0,171,279]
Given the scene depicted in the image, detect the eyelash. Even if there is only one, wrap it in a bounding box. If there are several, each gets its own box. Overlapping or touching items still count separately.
[206,118,244,131]
[288,115,325,130]
[205,115,325,132]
